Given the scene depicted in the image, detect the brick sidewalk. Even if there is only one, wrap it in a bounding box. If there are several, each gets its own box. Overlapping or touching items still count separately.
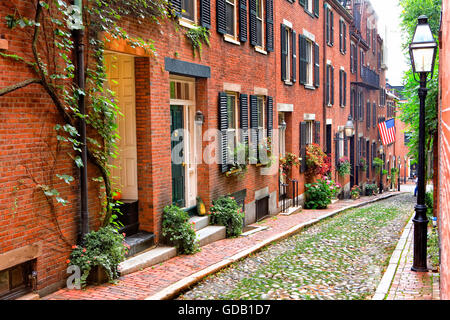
[383,219,440,300]
[43,192,401,300]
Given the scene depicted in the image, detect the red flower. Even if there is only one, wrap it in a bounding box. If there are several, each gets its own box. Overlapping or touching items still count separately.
[122,233,126,237]
[66,259,70,264]
[82,248,86,253]
[71,245,77,249]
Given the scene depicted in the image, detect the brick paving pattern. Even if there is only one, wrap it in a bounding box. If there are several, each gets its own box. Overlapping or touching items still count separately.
[44,192,399,300]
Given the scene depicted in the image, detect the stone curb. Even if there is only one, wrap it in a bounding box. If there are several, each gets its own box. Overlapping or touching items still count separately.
[145,192,402,300]
[371,214,414,300]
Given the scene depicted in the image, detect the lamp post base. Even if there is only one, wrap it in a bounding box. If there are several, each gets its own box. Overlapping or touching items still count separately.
[411,204,429,272]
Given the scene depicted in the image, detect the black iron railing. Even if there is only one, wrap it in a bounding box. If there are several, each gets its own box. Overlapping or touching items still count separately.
[361,66,380,89]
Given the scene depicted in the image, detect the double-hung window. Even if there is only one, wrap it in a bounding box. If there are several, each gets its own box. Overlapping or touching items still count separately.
[299,33,319,88]
[226,93,239,152]
[325,6,334,46]
[225,0,237,39]
[305,40,313,86]
[326,64,334,106]
[339,19,347,54]
[339,69,347,107]
[256,0,264,48]
[281,24,296,84]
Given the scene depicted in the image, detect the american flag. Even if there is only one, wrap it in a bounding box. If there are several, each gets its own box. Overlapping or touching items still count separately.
[378,118,396,145]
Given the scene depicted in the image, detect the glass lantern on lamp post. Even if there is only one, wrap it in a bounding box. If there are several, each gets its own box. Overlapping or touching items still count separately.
[409,15,437,272]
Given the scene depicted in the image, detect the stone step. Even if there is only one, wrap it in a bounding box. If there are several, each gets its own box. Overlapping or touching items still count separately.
[189,215,210,231]
[124,231,154,258]
[118,246,177,276]
[196,225,226,247]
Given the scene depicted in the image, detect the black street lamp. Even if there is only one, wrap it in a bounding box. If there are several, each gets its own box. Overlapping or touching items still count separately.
[409,15,437,272]
[379,145,384,194]
[398,158,401,192]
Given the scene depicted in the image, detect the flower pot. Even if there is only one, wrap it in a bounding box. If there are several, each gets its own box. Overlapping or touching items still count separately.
[225,168,242,177]
[87,265,109,285]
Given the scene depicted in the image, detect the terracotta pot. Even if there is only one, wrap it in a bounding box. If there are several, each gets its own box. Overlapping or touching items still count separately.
[87,265,109,285]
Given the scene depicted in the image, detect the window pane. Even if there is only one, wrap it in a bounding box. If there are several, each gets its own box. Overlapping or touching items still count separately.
[226,2,235,35]
[183,83,190,100]
[182,0,195,21]
[0,271,9,296]
[256,0,262,18]
[10,265,25,289]
[227,95,236,129]
[170,82,176,99]
[256,20,262,46]
[257,97,264,128]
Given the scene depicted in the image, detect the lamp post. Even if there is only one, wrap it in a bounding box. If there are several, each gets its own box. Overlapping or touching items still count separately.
[344,115,355,138]
[404,156,408,184]
[379,145,384,194]
[398,158,401,191]
[409,15,437,272]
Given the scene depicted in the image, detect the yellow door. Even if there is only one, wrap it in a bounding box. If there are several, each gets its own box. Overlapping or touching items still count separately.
[105,53,138,200]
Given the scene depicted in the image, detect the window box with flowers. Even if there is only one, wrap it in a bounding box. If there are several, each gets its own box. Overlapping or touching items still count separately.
[279,152,300,180]
[225,142,252,178]
[337,156,351,176]
[257,137,275,168]
[305,143,330,181]
[359,157,368,172]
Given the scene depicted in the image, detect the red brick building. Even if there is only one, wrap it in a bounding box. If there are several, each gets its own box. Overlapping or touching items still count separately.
[0,0,389,297]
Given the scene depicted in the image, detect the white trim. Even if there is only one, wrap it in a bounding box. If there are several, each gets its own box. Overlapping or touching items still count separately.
[302,29,315,42]
[283,19,293,29]
[326,119,332,125]
[254,87,268,96]
[224,34,241,45]
[223,83,242,92]
[340,66,345,71]
[277,103,293,112]
[304,113,315,121]
[327,59,332,65]
[255,46,268,55]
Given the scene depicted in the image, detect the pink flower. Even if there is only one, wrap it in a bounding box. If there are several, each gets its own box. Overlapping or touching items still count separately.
[82,248,86,253]
[72,245,77,249]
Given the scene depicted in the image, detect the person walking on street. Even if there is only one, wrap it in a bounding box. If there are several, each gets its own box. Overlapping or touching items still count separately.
[414,175,418,197]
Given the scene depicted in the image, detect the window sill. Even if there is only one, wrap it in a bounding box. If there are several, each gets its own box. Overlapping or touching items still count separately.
[327,42,334,47]
[224,35,241,46]
[304,84,315,90]
[340,50,347,55]
[179,18,197,30]
[326,103,333,107]
[304,9,315,19]
[284,80,294,86]
[255,46,267,55]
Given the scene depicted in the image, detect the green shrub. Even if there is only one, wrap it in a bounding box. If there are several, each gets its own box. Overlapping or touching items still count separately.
[305,178,332,209]
[337,156,351,176]
[365,183,378,196]
[351,185,362,199]
[373,157,384,173]
[425,191,434,219]
[209,196,244,237]
[68,226,128,287]
[162,205,199,255]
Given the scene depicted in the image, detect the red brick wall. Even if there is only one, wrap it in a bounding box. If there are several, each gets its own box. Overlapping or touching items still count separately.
[0,1,103,294]
[438,0,450,300]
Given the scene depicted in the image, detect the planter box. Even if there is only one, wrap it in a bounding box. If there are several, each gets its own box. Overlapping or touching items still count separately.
[87,265,109,285]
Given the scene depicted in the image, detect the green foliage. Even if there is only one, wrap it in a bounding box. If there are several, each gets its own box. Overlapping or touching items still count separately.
[279,152,300,178]
[398,0,441,178]
[337,156,351,176]
[351,185,362,199]
[305,178,333,209]
[427,227,439,269]
[68,226,128,287]
[373,157,384,173]
[185,25,210,58]
[382,169,388,176]
[359,157,368,172]
[209,196,244,237]
[425,191,434,219]
[305,143,329,179]
[365,183,378,196]
[162,205,199,254]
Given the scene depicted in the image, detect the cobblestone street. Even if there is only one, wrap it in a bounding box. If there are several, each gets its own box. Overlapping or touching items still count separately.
[177,194,415,300]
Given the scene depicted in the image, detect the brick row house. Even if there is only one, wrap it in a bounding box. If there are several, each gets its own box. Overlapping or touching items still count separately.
[0,0,390,297]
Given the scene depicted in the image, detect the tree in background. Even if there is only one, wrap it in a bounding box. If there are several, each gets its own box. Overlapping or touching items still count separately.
[398,0,441,180]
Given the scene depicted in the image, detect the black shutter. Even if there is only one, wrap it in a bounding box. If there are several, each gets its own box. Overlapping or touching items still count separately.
[344,135,348,156]
[281,24,287,81]
[266,0,274,52]
[314,43,320,87]
[314,121,320,145]
[325,7,329,44]
[169,0,182,16]
[219,92,229,173]
[240,94,249,148]
[292,30,297,83]
[335,132,340,167]
[330,65,334,105]
[354,45,358,77]
[249,0,257,46]
[299,34,307,84]
[339,20,343,52]
[330,10,334,45]
[326,65,330,104]
[250,95,258,161]
[200,0,211,29]
[339,70,342,106]
[267,96,273,138]
[300,122,307,173]
[314,0,319,17]
[299,0,305,7]
[373,103,376,128]
[350,44,354,72]
[343,71,347,106]
[366,101,370,128]
[239,0,248,42]
[343,22,347,53]
[216,0,227,34]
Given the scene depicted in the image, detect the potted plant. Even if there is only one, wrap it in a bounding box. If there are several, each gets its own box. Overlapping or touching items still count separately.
[304,177,333,209]
[365,183,378,196]
[337,156,351,177]
[350,185,361,200]
[359,157,368,172]
[162,205,199,255]
[305,143,328,181]
[225,142,250,177]
[209,196,244,237]
[373,157,384,174]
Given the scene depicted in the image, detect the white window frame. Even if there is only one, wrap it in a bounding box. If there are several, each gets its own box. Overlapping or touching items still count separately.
[284,27,291,83]
[224,0,239,44]
[305,39,313,86]
[179,0,198,29]
[305,120,314,145]
[226,92,240,159]
[255,0,266,53]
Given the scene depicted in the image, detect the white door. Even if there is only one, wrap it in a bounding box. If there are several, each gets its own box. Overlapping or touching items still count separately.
[105,53,138,200]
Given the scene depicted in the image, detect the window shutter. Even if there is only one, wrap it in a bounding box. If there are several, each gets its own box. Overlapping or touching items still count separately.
[314,43,320,87]
[330,10,334,45]
[314,0,319,17]
[281,24,287,81]
[216,0,227,34]
[299,34,307,84]
[219,92,229,173]
[200,0,211,29]
[335,133,340,167]
[350,45,354,72]
[366,101,370,128]
[266,0,274,52]
[325,7,330,44]
[240,94,249,148]
[339,70,342,106]
[267,96,273,138]
[292,30,297,83]
[343,23,347,53]
[300,122,307,173]
[169,0,182,17]
[354,45,358,76]
[330,65,334,105]
[326,65,330,104]
[250,95,258,161]
[344,135,348,156]
[373,103,376,128]
[314,121,320,145]
[249,0,257,46]
[299,0,305,7]
[339,20,343,52]
[239,0,248,42]
[343,71,347,106]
